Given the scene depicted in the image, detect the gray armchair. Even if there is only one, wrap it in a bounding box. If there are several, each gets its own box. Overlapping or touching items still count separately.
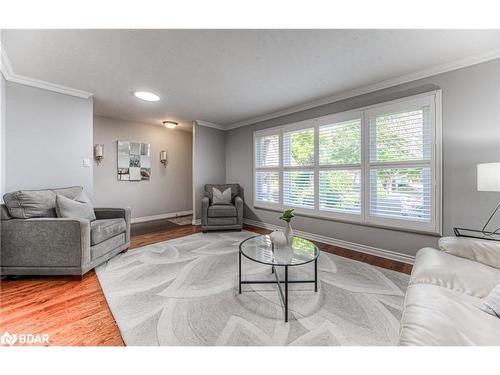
[0,187,131,277]
[201,184,243,232]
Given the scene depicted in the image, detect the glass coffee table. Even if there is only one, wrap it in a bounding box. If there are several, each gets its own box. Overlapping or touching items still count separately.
[239,235,320,322]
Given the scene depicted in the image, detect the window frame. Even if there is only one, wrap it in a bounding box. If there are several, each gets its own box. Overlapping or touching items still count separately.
[252,90,442,235]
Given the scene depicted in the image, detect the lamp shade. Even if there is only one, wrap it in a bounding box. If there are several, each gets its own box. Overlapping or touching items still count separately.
[477,162,500,192]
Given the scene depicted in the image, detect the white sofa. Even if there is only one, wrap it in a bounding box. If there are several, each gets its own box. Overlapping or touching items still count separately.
[399,237,500,346]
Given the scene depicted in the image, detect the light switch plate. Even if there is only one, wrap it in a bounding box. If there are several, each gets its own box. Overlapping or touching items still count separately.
[83,158,91,167]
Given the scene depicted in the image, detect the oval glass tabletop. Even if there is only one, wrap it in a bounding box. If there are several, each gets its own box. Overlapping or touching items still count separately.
[239,235,320,266]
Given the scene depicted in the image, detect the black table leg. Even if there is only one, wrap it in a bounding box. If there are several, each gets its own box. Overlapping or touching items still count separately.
[314,258,318,292]
[238,250,242,294]
[285,265,288,322]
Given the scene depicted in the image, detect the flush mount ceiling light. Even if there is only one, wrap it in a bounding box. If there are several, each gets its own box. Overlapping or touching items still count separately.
[133,91,160,102]
[163,121,178,129]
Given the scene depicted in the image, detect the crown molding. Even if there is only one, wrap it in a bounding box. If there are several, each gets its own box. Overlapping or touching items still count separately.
[0,42,93,99]
[226,49,500,130]
[195,120,226,131]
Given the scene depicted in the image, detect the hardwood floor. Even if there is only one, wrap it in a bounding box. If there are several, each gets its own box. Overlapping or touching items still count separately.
[0,223,411,346]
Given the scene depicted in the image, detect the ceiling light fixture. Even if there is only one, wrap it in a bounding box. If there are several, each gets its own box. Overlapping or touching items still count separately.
[133,91,160,102]
[163,121,178,129]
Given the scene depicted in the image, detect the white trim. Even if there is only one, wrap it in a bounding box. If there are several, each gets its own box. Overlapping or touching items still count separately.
[0,42,93,99]
[195,120,226,131]
[131,210,193,224]
[226,50,500,130]
[192,218,201,225]
[243,218,415,265]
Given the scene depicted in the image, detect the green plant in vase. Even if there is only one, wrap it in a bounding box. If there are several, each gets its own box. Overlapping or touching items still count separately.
[280,209,295,245]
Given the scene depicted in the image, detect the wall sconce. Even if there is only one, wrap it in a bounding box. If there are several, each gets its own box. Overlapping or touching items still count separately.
[160,150,167,167]
[94,144,104,165]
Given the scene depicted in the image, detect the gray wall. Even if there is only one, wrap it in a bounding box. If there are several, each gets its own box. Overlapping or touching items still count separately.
[93,115,192,219]
[226,59,500,257]
[193,122,226,220]
[5,81,94,197]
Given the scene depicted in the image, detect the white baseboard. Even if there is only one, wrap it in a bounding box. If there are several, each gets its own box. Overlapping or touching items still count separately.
[243,218,415,265]
[192,219,201,225]
[131,210,193,224]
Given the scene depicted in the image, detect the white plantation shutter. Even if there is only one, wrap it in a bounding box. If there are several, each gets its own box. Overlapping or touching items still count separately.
[319,169,361,214]
[283,170,314,209]
[254,131,280,205]
[255,171,280,203]
[255,133,279,167]
[283,127,314,166]
[253,92,440,233]
[368,101,435,225]
[369,167,431,221]
[369,108,431,163]
[319,119,361,165]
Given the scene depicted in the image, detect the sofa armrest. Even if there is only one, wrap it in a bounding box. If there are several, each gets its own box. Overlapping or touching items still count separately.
[439,236,500,269]
[94,207,131,243]
[1,218,91,269]
[235,196,244,225]
[201,197,210,227]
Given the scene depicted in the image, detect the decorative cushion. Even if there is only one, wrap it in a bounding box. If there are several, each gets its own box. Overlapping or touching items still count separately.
[208,204,237,217]
[204,184,240,203]
[55,192,96,221]
[3,186,83,218]
[481,284,500,318]
[439,236,500,269]
[212,187,231,205]
[90,219,126,246]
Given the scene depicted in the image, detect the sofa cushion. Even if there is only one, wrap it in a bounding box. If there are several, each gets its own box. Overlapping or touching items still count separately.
[91,233,126,261]
[410,247,500,298]
[90,218,126,245]
[399,283,500,346]
[56,192,96,221]
[207,217,237,226]
[3,186,83,218]
[208,204,237,218]
[439,236,500,269]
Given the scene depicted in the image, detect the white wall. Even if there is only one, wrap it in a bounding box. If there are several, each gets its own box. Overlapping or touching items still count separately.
[4,81,94,196]
[225,59,500,257]
[192,122,226,220]
[93,115,192,219]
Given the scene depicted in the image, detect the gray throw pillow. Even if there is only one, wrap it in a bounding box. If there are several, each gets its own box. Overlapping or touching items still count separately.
[480,283,500,318]
[55,192,96,221]
[212,187,231,205]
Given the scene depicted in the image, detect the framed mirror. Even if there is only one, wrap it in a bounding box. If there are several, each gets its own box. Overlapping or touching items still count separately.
[117,141,151,181]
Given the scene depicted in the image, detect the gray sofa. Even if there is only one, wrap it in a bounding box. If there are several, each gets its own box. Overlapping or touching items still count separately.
[201,183,243,232]
[1,186,130,277]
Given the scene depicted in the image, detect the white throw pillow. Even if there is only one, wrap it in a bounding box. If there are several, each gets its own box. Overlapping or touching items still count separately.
[481,283,500,318]
[439,237,500,269]
[212,187,232,205]
[55,192,96,221]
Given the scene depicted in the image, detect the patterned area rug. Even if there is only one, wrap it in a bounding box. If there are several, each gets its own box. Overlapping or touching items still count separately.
[95,231,409,346]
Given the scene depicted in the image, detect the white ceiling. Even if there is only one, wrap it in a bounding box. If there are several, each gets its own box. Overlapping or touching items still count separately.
[2,29,499,132]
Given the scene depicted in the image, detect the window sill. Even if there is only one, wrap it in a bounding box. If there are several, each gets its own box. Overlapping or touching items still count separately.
[253,204,441,237]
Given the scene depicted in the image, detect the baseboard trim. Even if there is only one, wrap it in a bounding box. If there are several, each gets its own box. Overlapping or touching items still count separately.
[131,210,193,224]
[192,219,201,225]
[243,218,415,265]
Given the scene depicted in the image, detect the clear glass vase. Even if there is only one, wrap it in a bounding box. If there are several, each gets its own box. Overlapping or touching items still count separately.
[284,222,294,245]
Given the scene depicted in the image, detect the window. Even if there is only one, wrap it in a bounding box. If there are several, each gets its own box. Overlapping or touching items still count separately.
[253,92,441,233]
